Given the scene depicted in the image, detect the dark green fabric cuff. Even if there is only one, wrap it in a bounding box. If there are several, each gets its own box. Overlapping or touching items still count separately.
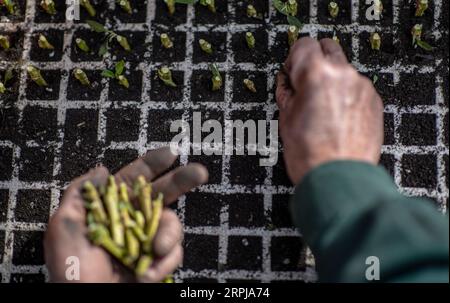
[290,161,399,250]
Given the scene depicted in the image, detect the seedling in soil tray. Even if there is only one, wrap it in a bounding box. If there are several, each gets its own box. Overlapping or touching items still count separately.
[27,65,48,87]
[288,25,299,47]
[246,4,263,20]
[164,0,197,16]
[158,66,177,87]
[1,0,15,15]
[411,24,434,51]
[87,20,131,56]
[415,0,428,17]
[76,37,90,53]
[246,32,255,49]
[117,0,132,14]
[199,0,216,13]
[374,0,383,17]
[38,34,54,50]
[273,0,303,30]
[0,68,13,94]
[370,32,381,51]
[243,78,256,93]
[0,35,10,50]
[102,60,129,88]
[160,33,173,49]
[209,63,222,91]
[83,175,172,280]
[40,0,56,15]
[73,68,91,86]
[328,2,339,18]
[199,38,213,54]
[81,0,96,17]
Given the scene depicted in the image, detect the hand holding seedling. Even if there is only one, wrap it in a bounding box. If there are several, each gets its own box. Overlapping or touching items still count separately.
[44,147,208,282]
[276,37,384,184]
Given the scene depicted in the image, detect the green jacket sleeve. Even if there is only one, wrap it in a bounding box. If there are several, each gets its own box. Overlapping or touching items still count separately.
[290,161,449,283]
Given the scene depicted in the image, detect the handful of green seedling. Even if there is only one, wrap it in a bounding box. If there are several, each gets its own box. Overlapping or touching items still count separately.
[83,175,171,279]
[0,68,13,94]
[102,60,129,88]
[86,20,131,56]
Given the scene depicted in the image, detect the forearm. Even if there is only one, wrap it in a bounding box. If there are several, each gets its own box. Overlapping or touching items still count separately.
[290,161,449,282]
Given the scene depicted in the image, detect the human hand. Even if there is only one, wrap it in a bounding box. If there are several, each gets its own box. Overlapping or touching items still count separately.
[276,38,384,185]
[44,147,208,282]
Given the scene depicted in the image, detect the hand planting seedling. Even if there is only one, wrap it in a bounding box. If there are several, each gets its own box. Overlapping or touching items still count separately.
[209,63,222,91]
[158,66,177,87]
[160,33,173,49]
[411,24,434,51]
[81,0,96,17]
[27,65,48,87]
[117,0,132,14]
[1,0,15,15]
[102,60,129,88]
[83,175,170,277]
[243,78,256,93]
[0,68,13,94]
[40,0,56,15]
[246,32,255,49]
[415,0,428,17]
[370,32,381,50]
[76,38,90,52]
[73,68,91,86]
[87,20,132,56]
[273,0,303,30]
[288,25,299,46]
[199,0,216,13]
[199,38,213,54]
[38,34,54,49]
[328,1,339,18]
[0,35,10,50]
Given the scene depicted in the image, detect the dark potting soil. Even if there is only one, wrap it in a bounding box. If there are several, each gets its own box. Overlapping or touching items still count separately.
[102,148,139,174]
[226,236,263,270]
[108,69,143,101]
[70,29,104,62]
[147,108,184,142]
[185,192,222,226]
[183,234,219,271]
[105,107,141,143]
[0,30,24,62]
[395,73,436,106]
[190,69,225,102]
[317,0,352,25]
[270,236,305,271]
[12,231,44,265]
[0,0,26,22]
[150,69,184,102]
[151,29,186,63]
[193,31,227,63]
[20,105,58,144]
[25,69,62,100]
[401,154,437,189]
[110,0,147,24]
[194,0,229,25]
[359,32,396,67]
[232,28,269,66]
[399,113,437,146]
[15,189,50,223]
[153,0,187,26]
[67,69,103,100]
[34,0,66,23]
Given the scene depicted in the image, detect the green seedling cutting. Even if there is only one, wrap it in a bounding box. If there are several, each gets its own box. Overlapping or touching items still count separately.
[1,0,16,15]
[40,0,56,15]
[75,38,90,52]
[117,0,132,14]
[81,0,96,17]
[328,1,339,18]
[411,24,434,51]
[87,20,131,56]
[209,63,222,91]
[287,25,299,46]
[102,60,130,88]
[200,0,216,13]
[370,32,381,50]
[27,65,48,86]
[160,33,173,49]
[199,38,213,54]
[273,0,303,30]
[243,78,256,93]
[158,66,177,87]
[73,68,91,86]
[415,0,428,17]
[0,35,10,50]
[246,32,255,49]
[38,34,54,49]
[0,68,14,94]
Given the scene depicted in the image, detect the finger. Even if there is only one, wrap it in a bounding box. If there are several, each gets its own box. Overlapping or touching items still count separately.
[115,147,178,187]
[59,166,109,220]
[138,244,183,283]
[276,70,291,110]
[319,38,348,64]
[152,163,208,205]
[285,37,324,84]
[153,209,183,257]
